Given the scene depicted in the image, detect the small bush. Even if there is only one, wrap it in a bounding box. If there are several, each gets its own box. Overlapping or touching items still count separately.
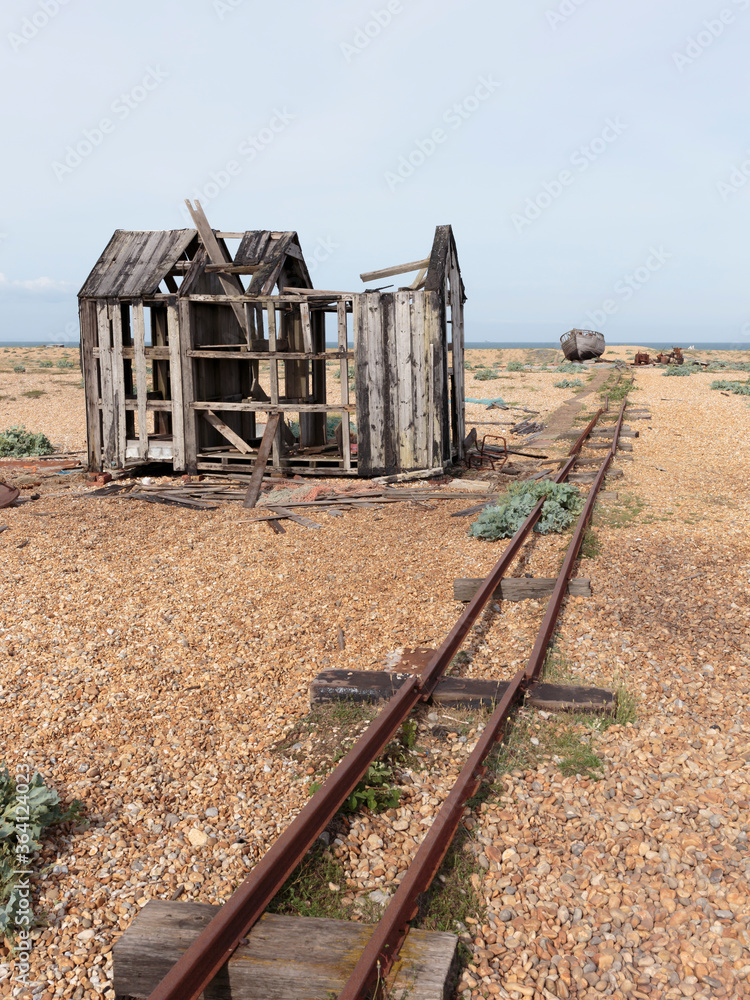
[662,366,693,376]
[39,361,53,369]
[0,768,83,934]
[474,368,499,381]
[556,362,586,373]
[506,361,525,371]
[0,426,54,457]
[711,378,750,395]
[470,480,583,541]
[12,365,25,374]
[554,378,583,388]
[56,358,76,369]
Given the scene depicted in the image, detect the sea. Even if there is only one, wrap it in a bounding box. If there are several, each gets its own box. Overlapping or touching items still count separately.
[2,340,748,351]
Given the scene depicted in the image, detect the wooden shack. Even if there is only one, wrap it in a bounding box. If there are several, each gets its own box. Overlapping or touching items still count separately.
[79,202,465,478]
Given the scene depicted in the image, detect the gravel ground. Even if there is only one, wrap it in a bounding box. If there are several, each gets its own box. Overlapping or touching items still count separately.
[0,349,748,999]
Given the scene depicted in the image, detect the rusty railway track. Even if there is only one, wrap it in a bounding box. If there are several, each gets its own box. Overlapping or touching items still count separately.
[146,400,628,1000]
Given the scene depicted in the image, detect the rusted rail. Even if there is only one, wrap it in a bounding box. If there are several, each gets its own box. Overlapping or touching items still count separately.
[337,399,628,997]
[146,410,609,1000]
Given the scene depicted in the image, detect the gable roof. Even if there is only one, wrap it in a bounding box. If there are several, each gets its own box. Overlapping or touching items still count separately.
[79,229,196,298]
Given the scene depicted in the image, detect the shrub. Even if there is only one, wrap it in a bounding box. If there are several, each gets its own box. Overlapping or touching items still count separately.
[470,480,583,541]
[474,368,499,381]
[662,366,693,376]
[39,361,53,369]
[0,768,83,934]
[556,362,586,373]
[554,378,583,388]
[711,378,750,396]
[12,365,25,374]
[506,361,525,371]
[0,426,54,457]
[56,358,76,369]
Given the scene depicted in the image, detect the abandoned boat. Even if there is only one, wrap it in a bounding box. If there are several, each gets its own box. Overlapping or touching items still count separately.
[560,328,605,362]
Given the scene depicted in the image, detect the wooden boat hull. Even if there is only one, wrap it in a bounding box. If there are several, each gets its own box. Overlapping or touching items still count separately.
[560,329,605,362]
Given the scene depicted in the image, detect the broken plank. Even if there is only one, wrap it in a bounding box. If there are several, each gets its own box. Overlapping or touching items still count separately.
[242,412,281,509]
[265,519,286,534]
[450,500,496,518]
[127,492,218,510]
[453,577,592,603]
[203,410,252,454]
[359,256,431,283]
[309,670,615,714]
[266,504,322,528]
[113,901,457,1000]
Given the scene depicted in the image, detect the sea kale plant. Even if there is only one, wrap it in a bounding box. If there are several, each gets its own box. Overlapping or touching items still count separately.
[470,480,584,541]
[0,426,54,458]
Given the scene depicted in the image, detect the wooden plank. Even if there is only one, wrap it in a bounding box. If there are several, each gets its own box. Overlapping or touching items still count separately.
[299,300,313,354]
[193,402,355,413]
[360,256,431,283]
[203,410,252,454]
[79,299,101,470]
[96,301,116,468]
[395,290,414,469]
[166,299,185,471]
[407,266,428,290]
[184,200,248,336]
[177,298,198,471]
[383,293,399,473]
[132,299,149,462]
[242,413,281,508]
[411,291,428,468]
[110,303,127,467]
[453,577,592,603]
[309,670,615,714]
[337,300,351,471]
[266,304,281,466]
[113,902,457,1000]
[364,292,386,473]
[266,504,322,528]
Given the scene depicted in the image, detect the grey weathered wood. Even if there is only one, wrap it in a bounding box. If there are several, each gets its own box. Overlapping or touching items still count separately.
[453,577,592,602]
[132,299,149,462]
[310,670,615,714]
[184,200,248,337]
[337,300,352,470]
[395,290,414,470]
[266,505,322,528]
[360,256,431,283]
[299,300,313,354]
[96,301,116,468]
[177,298,198,471]
[242,413,281,509]
[203,411,252,454]
[166,300,185,471]
[113,902,457,1000]
[110,304,127,467]
[79,229,195,298]
[79,299,101,470]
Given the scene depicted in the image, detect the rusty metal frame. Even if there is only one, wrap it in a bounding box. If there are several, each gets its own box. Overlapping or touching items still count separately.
[146,413,607,1000]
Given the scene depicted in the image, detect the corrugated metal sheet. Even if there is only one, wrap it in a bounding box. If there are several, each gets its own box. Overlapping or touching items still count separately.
[78,230,196,298]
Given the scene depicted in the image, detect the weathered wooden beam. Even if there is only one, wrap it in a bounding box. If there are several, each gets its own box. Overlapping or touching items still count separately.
[309,670,615,713]
[184,200,249,336]
[453,577,592,603]
[203,410,252,454]
[113,902,457,1000]
[359,256,431,283]
[242,413,280,509]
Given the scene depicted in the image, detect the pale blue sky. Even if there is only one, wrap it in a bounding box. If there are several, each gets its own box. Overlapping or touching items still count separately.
[1,0,749,344]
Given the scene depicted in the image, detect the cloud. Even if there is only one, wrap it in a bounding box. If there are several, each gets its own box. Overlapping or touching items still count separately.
[0,272,75,300]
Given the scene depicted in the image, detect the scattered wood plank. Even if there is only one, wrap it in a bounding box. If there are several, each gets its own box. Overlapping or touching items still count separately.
[113,901,457,1000]
[360,256,431,283]
[0,525,8,535]
[309,670,615,714]
[453,577,592,603]
[450,500,495,518]
[266,504,322,529]
[242,413,281,509]
[127,492,218,511]
[265,519,285,534]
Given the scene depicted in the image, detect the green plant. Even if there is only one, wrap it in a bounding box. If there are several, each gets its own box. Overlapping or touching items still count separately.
[711,378,750,395]
[343,761,401,814]
[22,390,46,399]
[506,361,525,371]
[474,368,499,381]
[38,361,53,369]
[268,842,349,920]
[469,481,583,541]
[554,378,583,388]
[12,365,25,374]
[556,362,586,373]
[0,769,83,934]
[56,358,76,369]
[662,366,693,376]
[0,426,54,457]
[580,528,601,559]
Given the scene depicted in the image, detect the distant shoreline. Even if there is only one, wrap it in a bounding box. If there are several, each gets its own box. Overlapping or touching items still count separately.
[1,340,748,351]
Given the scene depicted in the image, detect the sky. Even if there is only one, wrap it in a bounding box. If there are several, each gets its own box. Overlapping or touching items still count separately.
[1,0,750,345]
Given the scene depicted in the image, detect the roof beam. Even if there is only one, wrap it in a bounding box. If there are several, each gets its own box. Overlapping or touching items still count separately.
[359,256,430,283]
[184,200,249,336]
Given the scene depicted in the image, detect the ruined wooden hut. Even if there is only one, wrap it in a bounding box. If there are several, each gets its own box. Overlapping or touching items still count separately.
[79,203,465,478]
